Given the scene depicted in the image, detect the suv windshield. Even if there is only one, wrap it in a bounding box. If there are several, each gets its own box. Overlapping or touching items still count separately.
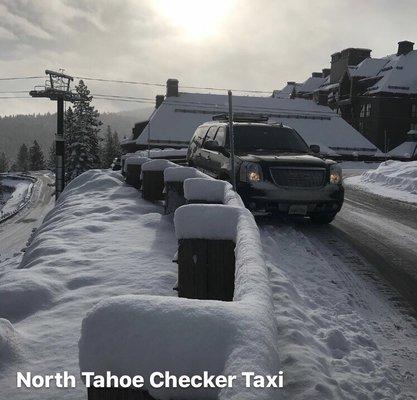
[233,125,309,153]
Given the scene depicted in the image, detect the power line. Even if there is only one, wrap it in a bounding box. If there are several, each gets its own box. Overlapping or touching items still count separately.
[0,90,29,94]
[74,76,166,88]
[74,75,272,94]
[0,76,44,81]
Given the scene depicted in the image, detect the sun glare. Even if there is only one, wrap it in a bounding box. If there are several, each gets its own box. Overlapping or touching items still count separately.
[153,0,235,40]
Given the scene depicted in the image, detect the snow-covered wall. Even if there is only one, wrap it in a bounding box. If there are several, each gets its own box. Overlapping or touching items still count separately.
[79,173,279,400]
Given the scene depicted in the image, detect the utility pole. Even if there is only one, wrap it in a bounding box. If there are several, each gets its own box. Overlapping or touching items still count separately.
[30,70,79,200]
[228,90,236,191]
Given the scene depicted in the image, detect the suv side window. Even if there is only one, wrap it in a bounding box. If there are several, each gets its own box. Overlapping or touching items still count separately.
[203,126,219,146]
[194,126,209,147]
[214,126,227,147]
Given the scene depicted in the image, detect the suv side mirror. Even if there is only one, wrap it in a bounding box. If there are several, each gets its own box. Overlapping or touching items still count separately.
[204,139,221,151]
[310,144,320,154]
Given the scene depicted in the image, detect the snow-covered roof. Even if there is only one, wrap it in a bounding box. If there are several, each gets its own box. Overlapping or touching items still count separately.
[297,76,327,94]
[273,82,301,98]
[137,92,379,156]
[366,51,417,94]
[350,57,391,78]
[388,130,417,158]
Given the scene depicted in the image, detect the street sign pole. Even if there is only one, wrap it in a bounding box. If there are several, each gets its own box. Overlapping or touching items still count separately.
[228,90,236,191]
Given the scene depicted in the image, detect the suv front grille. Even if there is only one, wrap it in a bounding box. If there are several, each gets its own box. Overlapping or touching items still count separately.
[270,167,326,188]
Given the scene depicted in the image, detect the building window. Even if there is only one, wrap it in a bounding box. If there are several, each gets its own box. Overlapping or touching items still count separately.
[360,103,371,118]
[411,104,417,118]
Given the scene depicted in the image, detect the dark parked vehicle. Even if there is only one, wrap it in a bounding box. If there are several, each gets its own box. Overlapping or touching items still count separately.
[187,117,344,223]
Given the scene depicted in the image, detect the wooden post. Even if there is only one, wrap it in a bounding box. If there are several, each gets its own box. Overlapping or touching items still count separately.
[126,164,143,190]
[142,171,165,201]
[177,238,235,301]
[164,181,186,214]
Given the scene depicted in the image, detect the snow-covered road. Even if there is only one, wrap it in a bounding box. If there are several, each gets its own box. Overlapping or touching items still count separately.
[0,173,54,263]
[259,185,417,399]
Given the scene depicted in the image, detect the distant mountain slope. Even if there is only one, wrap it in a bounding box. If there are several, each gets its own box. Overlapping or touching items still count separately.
[0,106,153,162]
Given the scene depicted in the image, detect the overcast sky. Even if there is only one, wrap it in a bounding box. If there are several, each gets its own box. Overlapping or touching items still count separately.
[1,0,417,116]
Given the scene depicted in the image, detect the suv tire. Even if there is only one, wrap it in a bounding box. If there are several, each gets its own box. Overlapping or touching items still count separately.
[310,213,336,224]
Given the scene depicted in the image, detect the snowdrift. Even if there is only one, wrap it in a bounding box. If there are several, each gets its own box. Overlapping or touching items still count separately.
[345,160,417,203]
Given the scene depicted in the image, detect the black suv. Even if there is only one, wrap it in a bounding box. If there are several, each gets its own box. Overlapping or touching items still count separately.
[187,117,344,223]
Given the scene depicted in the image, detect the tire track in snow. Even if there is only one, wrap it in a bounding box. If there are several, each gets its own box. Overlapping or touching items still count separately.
[259,220,417,400]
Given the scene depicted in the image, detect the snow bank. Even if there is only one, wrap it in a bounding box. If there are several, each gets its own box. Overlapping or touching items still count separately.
[0,270,61,322]
[345,160,417,203]
[141,159,178,172]
[164,166,209,182]
[0,169,179,399]
[0,319,20,369]
[79,178,279,399]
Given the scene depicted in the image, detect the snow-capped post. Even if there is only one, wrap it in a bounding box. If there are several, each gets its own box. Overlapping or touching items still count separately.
[174,204,238,301]
[141,160,177,202]
[228,90,237,191]
[163,167,210,214]
[125,156,151,190]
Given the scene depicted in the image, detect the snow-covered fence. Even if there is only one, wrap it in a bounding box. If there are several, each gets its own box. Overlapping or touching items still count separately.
[79,174,279,400]
[163,167,211,214]
[125,156,150,190]
[141,160,177,202]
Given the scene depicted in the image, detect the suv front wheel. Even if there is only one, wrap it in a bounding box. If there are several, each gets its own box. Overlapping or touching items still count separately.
[310,213,336,224]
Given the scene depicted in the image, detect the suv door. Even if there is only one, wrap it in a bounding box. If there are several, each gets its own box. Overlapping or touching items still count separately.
[200,126,219,174]
[206,126,229,178]
[189,126,209,168]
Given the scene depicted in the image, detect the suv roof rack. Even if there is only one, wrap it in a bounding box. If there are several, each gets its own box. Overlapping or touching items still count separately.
[212,112,269,123]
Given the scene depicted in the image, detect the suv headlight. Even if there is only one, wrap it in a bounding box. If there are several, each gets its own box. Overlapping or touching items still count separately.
[240,162,263,182]
[330,164,342,184]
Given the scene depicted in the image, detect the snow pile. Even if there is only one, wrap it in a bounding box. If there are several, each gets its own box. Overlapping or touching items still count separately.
[0,319,20,369]
[0,169,178,399]
[345,160,417,203]
[164,166,209,182]
[79,178,278,399]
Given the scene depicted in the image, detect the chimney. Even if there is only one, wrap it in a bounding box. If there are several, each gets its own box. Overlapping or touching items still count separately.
[166,78,179,97]
[397,40,414,56]
[312,72,323,78]
[155,95,164,108]
[322,68,330,78]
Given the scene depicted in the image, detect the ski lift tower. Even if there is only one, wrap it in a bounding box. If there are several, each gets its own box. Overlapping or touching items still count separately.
[30,70,79,199]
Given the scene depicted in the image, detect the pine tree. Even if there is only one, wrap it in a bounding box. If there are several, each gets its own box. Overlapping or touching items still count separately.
[66,80,102,181]
[101,126,121,168]
[0,152,8,173]
[16,144,29,172]
[29,140,45,171]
